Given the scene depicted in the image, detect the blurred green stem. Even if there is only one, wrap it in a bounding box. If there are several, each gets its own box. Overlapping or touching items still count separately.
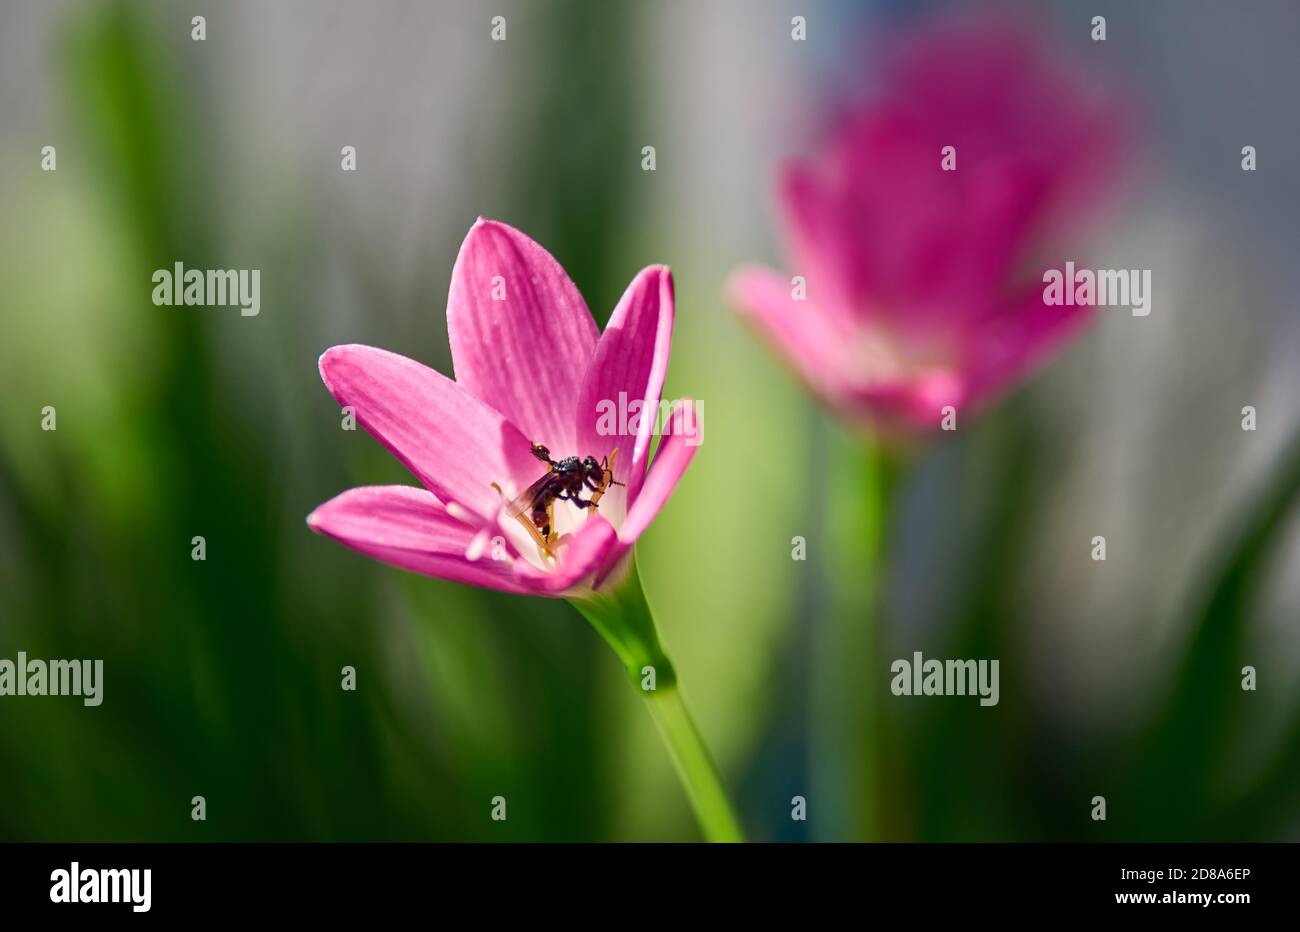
[813,426,907,840]
[642,686,745,843]
[571,559,746,843]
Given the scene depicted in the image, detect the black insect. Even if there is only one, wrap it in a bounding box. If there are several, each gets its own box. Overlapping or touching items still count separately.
[493,443,622,558]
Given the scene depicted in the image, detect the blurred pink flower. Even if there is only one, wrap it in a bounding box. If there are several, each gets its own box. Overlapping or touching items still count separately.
[308,219,696,596]
[730,17,1130,431]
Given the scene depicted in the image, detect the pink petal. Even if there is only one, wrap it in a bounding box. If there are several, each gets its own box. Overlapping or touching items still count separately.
[447,218,599,452]
[838,289,1097,430]
[965,286,1097,405]
[319,344,539,520]
[307,485,531,594]
[574,265,674,501]
[730,267,974,430]
[846,373,967,432]
[619,400,700,545]
[728,264,860,411]
[511,514,619,594]
[779,163,869,326]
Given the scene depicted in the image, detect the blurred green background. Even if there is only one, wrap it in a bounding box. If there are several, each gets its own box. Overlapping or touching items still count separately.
[1,0,1298,841]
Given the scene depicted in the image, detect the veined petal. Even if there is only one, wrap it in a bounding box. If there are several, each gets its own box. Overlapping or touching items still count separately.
[511,514,619,595]
[619,400,700,546]
[318,344,539,520]
[447,218,599,452]
[307,485,531,594]
[575,265,674,502]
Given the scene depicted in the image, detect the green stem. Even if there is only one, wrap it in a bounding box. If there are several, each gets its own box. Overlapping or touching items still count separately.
[642,684,746,843]
[570,557,746,842]
[859,438,907,840]
[812,425,907,840]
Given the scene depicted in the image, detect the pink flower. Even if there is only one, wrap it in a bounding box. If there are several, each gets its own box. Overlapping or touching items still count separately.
[730,17,1129,431]
[308,219,697,597]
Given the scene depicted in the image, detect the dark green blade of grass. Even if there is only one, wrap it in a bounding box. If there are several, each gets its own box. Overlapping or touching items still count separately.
[1121,428,1300,839]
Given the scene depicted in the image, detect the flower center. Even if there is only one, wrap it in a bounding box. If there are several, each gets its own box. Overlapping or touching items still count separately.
[491,446,624,570]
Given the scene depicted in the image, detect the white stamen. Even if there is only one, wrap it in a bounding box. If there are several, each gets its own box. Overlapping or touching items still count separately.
[464,527,491,562]
[445,501,476,524]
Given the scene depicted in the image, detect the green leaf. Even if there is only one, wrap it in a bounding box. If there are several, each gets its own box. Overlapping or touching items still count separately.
[1131,428,1300,838]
